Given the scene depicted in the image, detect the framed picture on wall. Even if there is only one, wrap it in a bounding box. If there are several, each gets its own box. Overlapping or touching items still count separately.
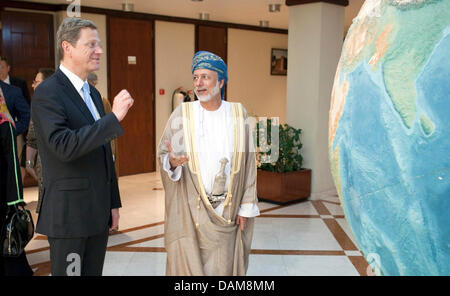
[271,48,288,76]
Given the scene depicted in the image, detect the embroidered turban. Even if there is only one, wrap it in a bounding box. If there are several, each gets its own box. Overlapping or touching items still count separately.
[192,51,228,100]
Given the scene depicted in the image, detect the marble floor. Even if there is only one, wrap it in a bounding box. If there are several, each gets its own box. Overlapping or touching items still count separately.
[23,172,371,276]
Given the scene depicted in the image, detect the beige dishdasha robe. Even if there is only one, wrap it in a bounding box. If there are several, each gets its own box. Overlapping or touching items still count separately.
[158,101,258,276]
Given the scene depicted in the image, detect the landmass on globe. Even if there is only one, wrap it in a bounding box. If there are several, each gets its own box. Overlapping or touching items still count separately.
[329,0,450,275]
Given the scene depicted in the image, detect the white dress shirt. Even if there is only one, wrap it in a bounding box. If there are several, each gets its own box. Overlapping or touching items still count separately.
[3,75,10,84]
[163,100,259,218]
[59,64,101,120]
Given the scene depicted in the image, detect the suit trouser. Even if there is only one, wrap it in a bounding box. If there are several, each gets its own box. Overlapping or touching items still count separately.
[48,227,109,276]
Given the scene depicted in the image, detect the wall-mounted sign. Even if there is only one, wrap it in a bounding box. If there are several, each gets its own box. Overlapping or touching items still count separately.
[128,56,137,65]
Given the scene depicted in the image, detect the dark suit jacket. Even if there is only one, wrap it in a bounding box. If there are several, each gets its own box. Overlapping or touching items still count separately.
[31,69,123,238]
[0,80,30,135]
[9,76,30,105]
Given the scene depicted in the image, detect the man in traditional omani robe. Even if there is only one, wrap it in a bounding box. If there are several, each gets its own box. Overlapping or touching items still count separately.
[158,51,260,276]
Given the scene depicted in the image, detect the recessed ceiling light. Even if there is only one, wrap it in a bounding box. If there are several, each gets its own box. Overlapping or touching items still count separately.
[259,20,269,27]
[122,2,134,12]
[199,12,210,20]
[269,3,281,12]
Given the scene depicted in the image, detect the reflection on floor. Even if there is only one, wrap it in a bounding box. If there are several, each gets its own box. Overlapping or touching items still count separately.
[23,172,370,276]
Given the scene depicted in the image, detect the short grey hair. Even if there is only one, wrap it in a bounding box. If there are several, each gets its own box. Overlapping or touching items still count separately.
[56,17,97,61]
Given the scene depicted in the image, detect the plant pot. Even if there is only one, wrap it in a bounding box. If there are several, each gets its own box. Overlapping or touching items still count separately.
[257,168,311,204]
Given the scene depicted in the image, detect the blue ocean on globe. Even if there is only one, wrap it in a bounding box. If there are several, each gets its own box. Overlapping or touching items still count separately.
[329,0,450,275]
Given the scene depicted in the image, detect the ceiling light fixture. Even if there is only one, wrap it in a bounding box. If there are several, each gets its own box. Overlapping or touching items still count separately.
[259,20,269,28]
[269,3,281,12]
[122,2,134,12]
[199,12,210,20]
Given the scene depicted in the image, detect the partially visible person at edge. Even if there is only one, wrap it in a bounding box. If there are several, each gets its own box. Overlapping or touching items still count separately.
[31,17,134,276]
[87,72,119,175]
[0,79,29,137]
[25,68,55,214]
[0,56,31,104]
[0,88,33,276]
[0,55,32,182]
[158,51,260,276]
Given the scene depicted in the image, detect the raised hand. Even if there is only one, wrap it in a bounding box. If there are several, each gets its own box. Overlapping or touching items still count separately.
[165,139,189,170]
[112,89,134,122]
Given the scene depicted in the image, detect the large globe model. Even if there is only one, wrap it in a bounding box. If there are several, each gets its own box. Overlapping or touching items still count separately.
[329,0,450,275]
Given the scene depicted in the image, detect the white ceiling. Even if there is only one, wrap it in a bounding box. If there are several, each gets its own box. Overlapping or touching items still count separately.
[17,0,365,30]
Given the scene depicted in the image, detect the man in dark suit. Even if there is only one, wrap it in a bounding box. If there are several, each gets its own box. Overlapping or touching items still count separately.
[31,17,134,276]
[0,56,31,178]
[0,56,30,104]
[0,80,30,137]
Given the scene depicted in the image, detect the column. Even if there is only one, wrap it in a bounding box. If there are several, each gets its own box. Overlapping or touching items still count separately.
[285,0,347,194]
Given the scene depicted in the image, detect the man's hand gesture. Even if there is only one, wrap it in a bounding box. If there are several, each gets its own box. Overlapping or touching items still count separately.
[165,139,189,170]
[112,89,134,122]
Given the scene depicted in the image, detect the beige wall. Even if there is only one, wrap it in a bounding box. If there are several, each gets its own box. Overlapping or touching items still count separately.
[286,2,344,194]
[227,29,288,122]
[154,21,195,169]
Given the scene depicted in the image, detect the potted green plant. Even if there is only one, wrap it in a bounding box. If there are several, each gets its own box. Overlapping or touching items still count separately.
[256,119,311,204]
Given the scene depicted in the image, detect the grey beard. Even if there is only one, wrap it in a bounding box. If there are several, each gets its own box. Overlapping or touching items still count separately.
[196,92,213,102]
[195,81,220,102]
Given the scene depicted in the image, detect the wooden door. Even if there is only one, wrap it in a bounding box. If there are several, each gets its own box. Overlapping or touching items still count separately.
[108,16,155,176]
[196,25,227,63]
[196,25,228,99]
[1,11,54,101]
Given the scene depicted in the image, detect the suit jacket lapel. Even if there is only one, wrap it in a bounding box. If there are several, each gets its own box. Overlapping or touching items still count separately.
[56,69,95,123]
